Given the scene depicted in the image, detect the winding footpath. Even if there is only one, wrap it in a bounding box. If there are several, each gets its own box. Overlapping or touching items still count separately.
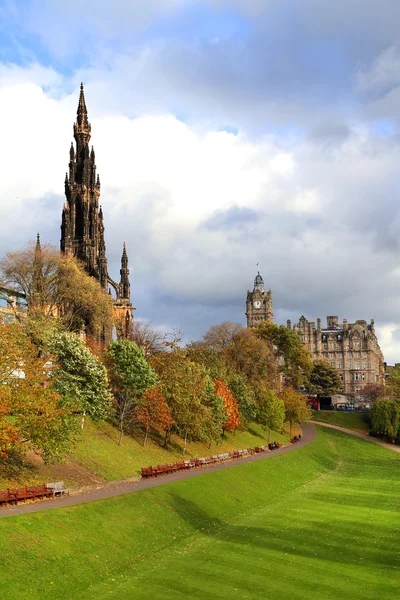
[310,420,400,453]
[1,423,317,518]
[2,421,398,518]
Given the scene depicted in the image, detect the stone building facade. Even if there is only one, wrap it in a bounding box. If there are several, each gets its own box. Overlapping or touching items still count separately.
[289,315,385,395]
[61,84,134,338]
[0,287,26,323]
[245,271,273,327]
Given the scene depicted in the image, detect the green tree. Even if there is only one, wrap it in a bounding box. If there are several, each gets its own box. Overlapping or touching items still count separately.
[371,399,400,443]
[307,360,341,398]
[152,348,214,452]
[228,374,258,425]
[386,365,400,399]
[279,387,312,436]
[254,321,312,388]
[106,340,157,445]
[49,331,112,429]
[256,390,285,442]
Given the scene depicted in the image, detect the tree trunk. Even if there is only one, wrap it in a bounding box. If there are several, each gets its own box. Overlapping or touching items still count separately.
[118,422,123,446]
[289,420,292,437]
[81,411,86,430]
[183,430,188,455]
[268,429,271,443]
[144,429,148,446]
[163,429,169,448]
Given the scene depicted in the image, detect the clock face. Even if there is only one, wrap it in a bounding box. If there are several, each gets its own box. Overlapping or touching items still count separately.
[253,300,262,309]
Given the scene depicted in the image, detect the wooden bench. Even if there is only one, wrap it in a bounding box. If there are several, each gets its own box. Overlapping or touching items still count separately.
[0,483,54,506]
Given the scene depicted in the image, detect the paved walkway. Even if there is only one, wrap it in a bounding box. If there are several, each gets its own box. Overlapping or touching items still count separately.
[310,420,400,453]
[0,423,317,518]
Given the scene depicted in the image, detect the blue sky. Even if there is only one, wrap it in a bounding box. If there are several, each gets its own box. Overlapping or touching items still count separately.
[1,0,400,361]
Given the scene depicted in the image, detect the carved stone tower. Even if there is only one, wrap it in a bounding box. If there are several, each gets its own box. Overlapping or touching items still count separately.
[61,84,134,338]
[61,83,108,289]
[245,270,273,327]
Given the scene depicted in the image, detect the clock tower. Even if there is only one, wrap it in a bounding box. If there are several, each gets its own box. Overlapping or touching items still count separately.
[246,270,273,327]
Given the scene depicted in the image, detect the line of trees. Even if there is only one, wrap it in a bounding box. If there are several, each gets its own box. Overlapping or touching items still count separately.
[0,242,316,465]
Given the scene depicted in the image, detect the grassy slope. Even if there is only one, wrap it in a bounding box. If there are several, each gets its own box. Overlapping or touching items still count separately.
[312,410,370,432]
[0,420,291,488]
[1,426,399,600]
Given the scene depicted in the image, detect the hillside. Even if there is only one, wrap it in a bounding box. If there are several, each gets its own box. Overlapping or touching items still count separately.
[312,410,370,432]
[0,426,399,599]
[0,419,292,489]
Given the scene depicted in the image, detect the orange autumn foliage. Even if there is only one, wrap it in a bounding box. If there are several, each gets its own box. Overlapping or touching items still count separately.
[134,386,174,445]
[214,379,240,432]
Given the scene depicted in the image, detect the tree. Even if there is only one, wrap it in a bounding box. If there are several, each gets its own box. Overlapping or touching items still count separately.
[186,341,226,380]
[279,387,311,436]
[227,374,258,425]
[359,384,385,406]
[386,365,400,399]
[213,379,240,434]
[254,321,312,388]
[256,390,285,442]
[130,321,166,359]
[106,340,157,445]
[152,348,213,452]
[134,386,174,446]
[0,322,76,462]
[0,241,114,341]
[203,322,244,351]
[307,360,341,398]
[371,399,400,443]
[48,331,112,428]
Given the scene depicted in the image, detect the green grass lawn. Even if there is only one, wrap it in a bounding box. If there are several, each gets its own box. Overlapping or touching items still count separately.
[1,426,399,600]
[312,410,371,431]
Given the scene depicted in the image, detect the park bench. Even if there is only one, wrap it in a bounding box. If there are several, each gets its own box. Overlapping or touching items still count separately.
[47,482,70,496]
[0,483,54,506]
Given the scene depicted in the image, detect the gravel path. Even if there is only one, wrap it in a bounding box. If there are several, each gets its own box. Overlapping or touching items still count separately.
[0,423,317,518]
[310,420,400,453]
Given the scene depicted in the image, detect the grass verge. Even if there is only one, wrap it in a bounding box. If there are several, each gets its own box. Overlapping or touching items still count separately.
[0,426,399,599]
[312,410,370,432]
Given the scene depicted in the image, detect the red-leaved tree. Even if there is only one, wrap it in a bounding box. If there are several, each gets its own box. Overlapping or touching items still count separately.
[214,379,240,434]
[134,386,174,446]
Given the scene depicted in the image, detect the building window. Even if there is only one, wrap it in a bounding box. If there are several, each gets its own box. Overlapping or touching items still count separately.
[330,361,335,367]
[323,343,328,350]
[355,373,361,381]
[314,353,318,359]
[348,352,352,358]
[329,342,334,349]
[363,361,367,369]
[355,386,361,393]
[363,352,367,358]
[355,352,360,358]
[338,362,343,369]
[337,352,343,358]
[329,353,335,359]
[355,361,361,370]
[354,341,360,347]
[339,374,344,381]
[362,373,366,381]
[323,353,328,359]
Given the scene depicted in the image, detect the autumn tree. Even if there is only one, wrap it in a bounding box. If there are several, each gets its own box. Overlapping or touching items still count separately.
[213,379,240,434]
[359,384,385,405]
[48,331,111,429]
[106,340,157,445]
[131,321,166,359]
[134,386,174,446]
[0,322,76,462]
[254,321,312,388]
[152,348,214,452]
[307,360,341,398]
[203,322,244,351]
[0,241,114,343]
[256,390,285,442]
[279,386,311,436]
[385,365,400,399]
[186,341,226,380]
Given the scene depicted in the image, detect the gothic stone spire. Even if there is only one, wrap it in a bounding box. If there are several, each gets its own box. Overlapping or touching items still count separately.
[119,242,131,301]
[61,84,108,290]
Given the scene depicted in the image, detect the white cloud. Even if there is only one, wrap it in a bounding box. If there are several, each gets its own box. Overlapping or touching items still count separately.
[1,69,400,361]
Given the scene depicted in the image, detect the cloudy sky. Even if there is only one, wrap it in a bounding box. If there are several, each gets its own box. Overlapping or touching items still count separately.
[1,1,400,361]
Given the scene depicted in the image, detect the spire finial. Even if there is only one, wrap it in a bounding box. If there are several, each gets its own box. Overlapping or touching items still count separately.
[35,233,42,254]
[76,82,89,129]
